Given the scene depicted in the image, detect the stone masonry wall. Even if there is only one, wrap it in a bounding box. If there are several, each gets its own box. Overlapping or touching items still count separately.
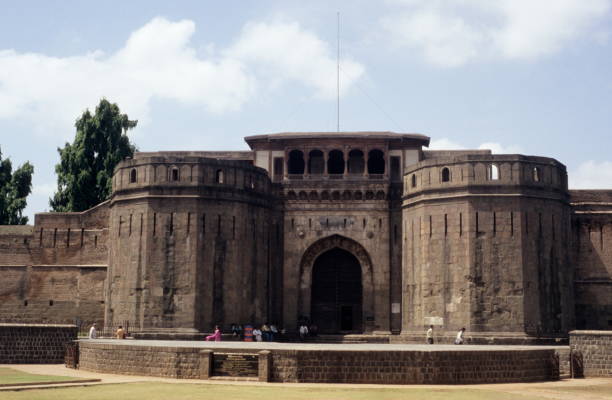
[270,349,558,384]
[0,203,109,326]
[0,323,77,363]
[107,156,282,332]
[78,341,559,384]
[79,342,202,378]
[570,330,612,377]
[571,190,612,331]
[402,155,573,337]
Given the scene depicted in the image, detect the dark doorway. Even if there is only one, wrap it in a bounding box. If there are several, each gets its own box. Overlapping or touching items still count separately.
[311,248,362,333]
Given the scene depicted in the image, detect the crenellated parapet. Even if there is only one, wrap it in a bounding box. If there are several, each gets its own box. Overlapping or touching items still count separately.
[404,154,568,200]
[112,155,275,206]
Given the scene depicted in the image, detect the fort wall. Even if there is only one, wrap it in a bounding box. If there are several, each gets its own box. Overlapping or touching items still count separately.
[570,190,612,330]
[107,155,282,332]
[0,323,77,363]
[570,330,612,377]
[402,155,573,337]
[0,203,108,326]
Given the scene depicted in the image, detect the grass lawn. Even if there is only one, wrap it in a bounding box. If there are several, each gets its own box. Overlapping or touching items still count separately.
[0,382,557,400]
[538,382,612,398]
[0,367,87,386]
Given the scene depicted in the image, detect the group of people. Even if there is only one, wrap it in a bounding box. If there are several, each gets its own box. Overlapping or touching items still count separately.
[205,323,283,342]
[88,321,467,344]
[87,323,127,339]
[426,325,466,345]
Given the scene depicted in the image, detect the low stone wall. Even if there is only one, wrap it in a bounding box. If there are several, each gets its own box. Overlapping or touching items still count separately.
[78,341,559,384]
[269,349,558,384]
[79,342,202,378]
[569,330,612,377]
[0,323,77,363]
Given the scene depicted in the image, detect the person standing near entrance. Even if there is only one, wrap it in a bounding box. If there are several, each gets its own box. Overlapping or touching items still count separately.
[116,325,126,339]
[455,327,466,345]
[253,326,263,342]
[299,323,309,341]
[88,323,97,339]
[426,325,434,344]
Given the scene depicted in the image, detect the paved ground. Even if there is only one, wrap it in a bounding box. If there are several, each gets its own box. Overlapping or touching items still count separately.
[2,364,611,400]
[81,339,568,352]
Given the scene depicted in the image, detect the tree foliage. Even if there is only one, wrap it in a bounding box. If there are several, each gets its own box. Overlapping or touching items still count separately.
[0,148,34,225]
[51,99,137,212]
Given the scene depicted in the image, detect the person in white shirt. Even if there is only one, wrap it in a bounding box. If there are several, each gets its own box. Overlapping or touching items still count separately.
[253,327,263,342]
[299,324,309,341]
[455,327,466,345]
[426,325,434,344]
[88,323,97,339]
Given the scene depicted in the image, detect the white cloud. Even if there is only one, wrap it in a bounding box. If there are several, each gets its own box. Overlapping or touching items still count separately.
[0,17,364,138]
[429,137,522,153]
[569,160,612,189]
[428,137,466,150]
[478,142,523,154]
[381,0,611,67]
[227,21,364,99]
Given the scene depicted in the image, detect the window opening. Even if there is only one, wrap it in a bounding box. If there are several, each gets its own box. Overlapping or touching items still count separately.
[411,174,416,187]
[216,169,224,183]
[171,168,179,181]
[347,149,365,174]
[489,164,499,180]
[441,167,450,182]
[367,149,385,174]
[533,167,540,182]
[288,150,305,174]
[273,157,284,180]
[130,168,137,183]
[327,149,344,174]
[308,150,324,175]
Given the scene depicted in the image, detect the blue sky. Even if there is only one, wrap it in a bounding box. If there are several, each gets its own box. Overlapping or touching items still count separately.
[1,0,611,221]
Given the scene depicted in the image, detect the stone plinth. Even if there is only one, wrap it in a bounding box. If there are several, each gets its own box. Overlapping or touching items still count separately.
[77,340,561,384]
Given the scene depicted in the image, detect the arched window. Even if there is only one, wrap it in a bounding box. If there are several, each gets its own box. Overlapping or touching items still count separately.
[489,164,499,180]
[411,174,417,187]
[308,150,324,175]
[368,149,385,174]
[533,167,540,182]
[130,168,137,183]
[441,167,450,182]
[216,169,224,184]
[171,167,179,181]
[288,150,305,175]
[347,149,364,174]
[328,150,345,175]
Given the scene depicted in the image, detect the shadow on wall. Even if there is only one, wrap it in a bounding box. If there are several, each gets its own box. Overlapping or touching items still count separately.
[573,219,612,330]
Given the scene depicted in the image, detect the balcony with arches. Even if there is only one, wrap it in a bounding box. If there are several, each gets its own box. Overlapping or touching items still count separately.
[281,148,394,182]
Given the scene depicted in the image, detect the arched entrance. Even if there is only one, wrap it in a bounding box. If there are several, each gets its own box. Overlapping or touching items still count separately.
[298,235,374,334]
[311,248,363,333]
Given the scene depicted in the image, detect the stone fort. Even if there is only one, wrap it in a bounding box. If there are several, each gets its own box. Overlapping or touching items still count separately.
[0,131,610,341]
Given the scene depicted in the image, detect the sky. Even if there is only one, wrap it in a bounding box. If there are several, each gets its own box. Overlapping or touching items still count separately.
[1,0,611,222]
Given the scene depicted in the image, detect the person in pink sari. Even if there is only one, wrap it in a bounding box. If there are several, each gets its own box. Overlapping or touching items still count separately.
[205,325,222,341]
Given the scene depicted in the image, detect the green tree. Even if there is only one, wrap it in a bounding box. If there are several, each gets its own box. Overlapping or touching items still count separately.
[51,99,137,212]
[0,148,34,225]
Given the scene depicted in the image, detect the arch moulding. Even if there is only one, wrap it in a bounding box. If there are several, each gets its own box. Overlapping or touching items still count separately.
[298,234,375,332]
